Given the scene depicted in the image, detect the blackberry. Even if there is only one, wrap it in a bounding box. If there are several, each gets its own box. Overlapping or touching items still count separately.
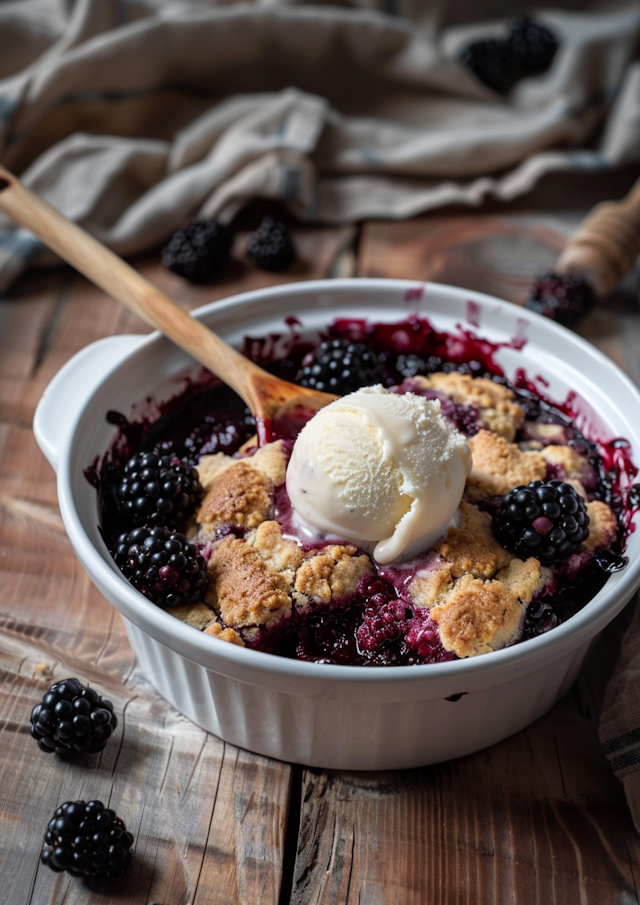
[182,415,250,466]
[526,272,595,328]
[459,37,518,93]
[497,480,590,563]
[30,678,117,755]
[161,219,233,283]
[354,576,410,665]
[117,448,202,529]
[41,800,134,878]
[508,15,558,74]
[246,216,296,272]
[297,338,386,395]
[395,353,429,379]
[114,526,207,608]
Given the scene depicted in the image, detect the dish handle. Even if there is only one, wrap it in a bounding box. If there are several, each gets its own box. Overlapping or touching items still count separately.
[33,334,145,473]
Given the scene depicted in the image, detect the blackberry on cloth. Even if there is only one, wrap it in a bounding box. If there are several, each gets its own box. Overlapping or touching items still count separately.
[30,678,117,754]
[161,219,233,283]
[508,15,559,74]
[117,448,202,530]
[459,37,518,93]
[114,526,207,608]
[41,800,134,878]
[297,338,386,396]
[496,480,590,564]
[459,15,558,93]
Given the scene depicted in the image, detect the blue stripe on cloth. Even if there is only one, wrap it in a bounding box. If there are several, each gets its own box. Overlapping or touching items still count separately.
[58,84,216,107]
[361,149,381,166]
[0,229,43,260]
[0,97,17,122]
[563,151,610,171]
[281,164,301,201]
[115,0,128,26]
[603,726,640,755]
[610,746,640,774]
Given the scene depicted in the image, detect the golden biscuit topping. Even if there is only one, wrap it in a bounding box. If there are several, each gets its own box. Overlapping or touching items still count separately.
[466,429,547,497]
[411,372,524,441]
[430,573,526,658]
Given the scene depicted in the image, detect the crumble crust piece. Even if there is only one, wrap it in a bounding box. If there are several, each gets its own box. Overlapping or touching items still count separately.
[437,501,512,578]
[408,503,545,657]
[584,500,618,551]
[411,373,525,441]
[429,573,527,658]
[204,623,245,646]
[202,517,373,636]
[466,429,546,497]
[196,441,289,539]
[205,534,294,628]
[540,444,596,485]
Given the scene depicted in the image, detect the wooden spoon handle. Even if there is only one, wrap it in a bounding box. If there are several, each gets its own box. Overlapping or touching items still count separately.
[555,175,640,297]
[0,164,266,409]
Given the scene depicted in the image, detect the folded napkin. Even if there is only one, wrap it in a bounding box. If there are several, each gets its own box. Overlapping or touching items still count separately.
[0,0,639,290]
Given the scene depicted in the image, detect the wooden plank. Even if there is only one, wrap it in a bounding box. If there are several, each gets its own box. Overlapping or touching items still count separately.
[289,611,640,905]
[357,216,567,304]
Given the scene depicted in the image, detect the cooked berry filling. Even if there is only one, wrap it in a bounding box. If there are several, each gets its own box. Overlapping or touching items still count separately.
[93,315,636,666]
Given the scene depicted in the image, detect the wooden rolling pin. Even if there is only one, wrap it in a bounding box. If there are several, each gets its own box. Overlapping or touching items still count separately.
[554,175,640,298]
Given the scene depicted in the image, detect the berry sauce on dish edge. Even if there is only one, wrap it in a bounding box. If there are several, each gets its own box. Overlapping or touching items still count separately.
[86,314,640,666]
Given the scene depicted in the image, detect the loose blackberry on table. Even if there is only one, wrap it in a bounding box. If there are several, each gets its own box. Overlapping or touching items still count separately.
[41,800,134,878]
[297,338,387,395]
[161,219,233,283]
[114,526,207,609]
[30,678,117,754]
[526,272,595,327]
[246,216,296,271]
[496,480,590,564]
[117,448,202,529]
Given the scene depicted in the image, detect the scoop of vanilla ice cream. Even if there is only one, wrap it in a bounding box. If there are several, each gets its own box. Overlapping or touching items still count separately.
[285,386,472,564]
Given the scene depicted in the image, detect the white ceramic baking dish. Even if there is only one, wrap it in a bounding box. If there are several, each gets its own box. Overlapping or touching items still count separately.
[33,279,640,770]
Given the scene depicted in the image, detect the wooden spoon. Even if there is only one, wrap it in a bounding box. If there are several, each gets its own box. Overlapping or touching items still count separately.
[0,164,337,443]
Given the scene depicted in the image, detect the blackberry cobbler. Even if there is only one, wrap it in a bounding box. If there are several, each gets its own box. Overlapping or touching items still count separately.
[91,316,636,666]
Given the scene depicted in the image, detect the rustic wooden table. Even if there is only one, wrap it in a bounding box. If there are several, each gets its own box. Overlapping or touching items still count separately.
[3,180,640,904]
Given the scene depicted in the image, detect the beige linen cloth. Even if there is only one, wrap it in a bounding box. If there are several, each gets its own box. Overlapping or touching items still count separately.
[3,0,640,820]
[0,0,639,291]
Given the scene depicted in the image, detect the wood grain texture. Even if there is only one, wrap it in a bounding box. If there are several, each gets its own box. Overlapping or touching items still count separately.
[290,614,640,905]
